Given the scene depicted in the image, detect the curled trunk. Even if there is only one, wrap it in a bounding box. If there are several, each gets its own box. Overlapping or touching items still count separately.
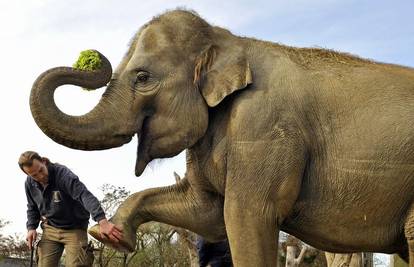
[30,51,132,150]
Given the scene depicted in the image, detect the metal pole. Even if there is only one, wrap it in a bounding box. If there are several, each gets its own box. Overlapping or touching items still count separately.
[30,246,34,267]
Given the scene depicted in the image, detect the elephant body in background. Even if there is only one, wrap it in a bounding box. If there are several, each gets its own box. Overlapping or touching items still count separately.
[30,10,414,266]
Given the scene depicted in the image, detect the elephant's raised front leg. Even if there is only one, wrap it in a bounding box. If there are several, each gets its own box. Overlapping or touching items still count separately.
[89,177,226,252]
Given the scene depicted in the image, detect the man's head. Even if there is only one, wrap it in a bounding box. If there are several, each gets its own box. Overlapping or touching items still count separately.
[18,151,49,184]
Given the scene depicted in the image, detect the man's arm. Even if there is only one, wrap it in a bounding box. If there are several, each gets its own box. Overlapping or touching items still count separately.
[59,168,106,222]
[25,181,39,249]
[59,167,123,242]
[25,182,40,230]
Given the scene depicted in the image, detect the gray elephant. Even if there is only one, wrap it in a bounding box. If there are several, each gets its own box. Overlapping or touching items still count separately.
[30,9,414,267]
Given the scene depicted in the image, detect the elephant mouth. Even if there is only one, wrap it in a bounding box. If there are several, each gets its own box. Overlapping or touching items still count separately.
[135,137,151,177]
[135,118,151,177]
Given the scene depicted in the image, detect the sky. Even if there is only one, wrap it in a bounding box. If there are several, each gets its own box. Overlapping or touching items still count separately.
[0,0,412,261]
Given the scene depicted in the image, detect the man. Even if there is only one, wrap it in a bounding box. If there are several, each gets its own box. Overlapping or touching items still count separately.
[18,151,123,267]
[196,236,232,267]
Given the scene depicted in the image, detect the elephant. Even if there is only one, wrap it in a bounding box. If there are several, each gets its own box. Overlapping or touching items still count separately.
[29,9,414,267]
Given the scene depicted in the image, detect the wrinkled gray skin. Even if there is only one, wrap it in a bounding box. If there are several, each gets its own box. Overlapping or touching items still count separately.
[30,10,414,266]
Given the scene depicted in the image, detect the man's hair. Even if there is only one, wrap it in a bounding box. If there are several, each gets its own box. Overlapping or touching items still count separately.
[18,151,50,171]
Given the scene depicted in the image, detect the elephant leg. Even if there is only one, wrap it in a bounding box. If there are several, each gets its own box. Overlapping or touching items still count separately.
[224,141,306,266]
[89,177,226,252]
[224,198,279,266]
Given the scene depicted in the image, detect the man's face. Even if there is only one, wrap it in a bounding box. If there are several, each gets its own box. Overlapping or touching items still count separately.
[23,159,49,185]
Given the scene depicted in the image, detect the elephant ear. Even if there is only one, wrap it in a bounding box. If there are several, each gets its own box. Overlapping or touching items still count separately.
[194,45,253,107]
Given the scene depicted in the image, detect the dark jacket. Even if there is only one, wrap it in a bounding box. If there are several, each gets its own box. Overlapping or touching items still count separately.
[25,162,105,230]
[197,237,232,267]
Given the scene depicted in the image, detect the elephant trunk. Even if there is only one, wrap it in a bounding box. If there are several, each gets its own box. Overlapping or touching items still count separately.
[30,51,133,150]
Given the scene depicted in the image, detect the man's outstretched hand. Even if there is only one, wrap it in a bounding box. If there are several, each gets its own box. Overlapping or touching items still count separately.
[98,218,123,243]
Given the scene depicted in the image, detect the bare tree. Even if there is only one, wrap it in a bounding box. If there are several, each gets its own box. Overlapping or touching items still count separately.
[325,252,363,267]
[284,235,308,267]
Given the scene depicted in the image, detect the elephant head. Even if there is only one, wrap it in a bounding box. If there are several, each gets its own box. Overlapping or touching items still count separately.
[30,10,252,176]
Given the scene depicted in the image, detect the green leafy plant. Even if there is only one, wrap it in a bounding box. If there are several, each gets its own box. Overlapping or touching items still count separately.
[73,50,102,71]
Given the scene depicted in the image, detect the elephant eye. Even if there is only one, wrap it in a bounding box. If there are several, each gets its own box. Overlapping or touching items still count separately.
[135,71,150,84]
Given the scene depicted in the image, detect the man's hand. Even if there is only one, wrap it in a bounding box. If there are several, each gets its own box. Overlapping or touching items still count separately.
[26,229,37,250]
[98,218,123,243]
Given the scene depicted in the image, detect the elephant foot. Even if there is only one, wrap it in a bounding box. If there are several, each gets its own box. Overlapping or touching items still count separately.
[88,219,136,253]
